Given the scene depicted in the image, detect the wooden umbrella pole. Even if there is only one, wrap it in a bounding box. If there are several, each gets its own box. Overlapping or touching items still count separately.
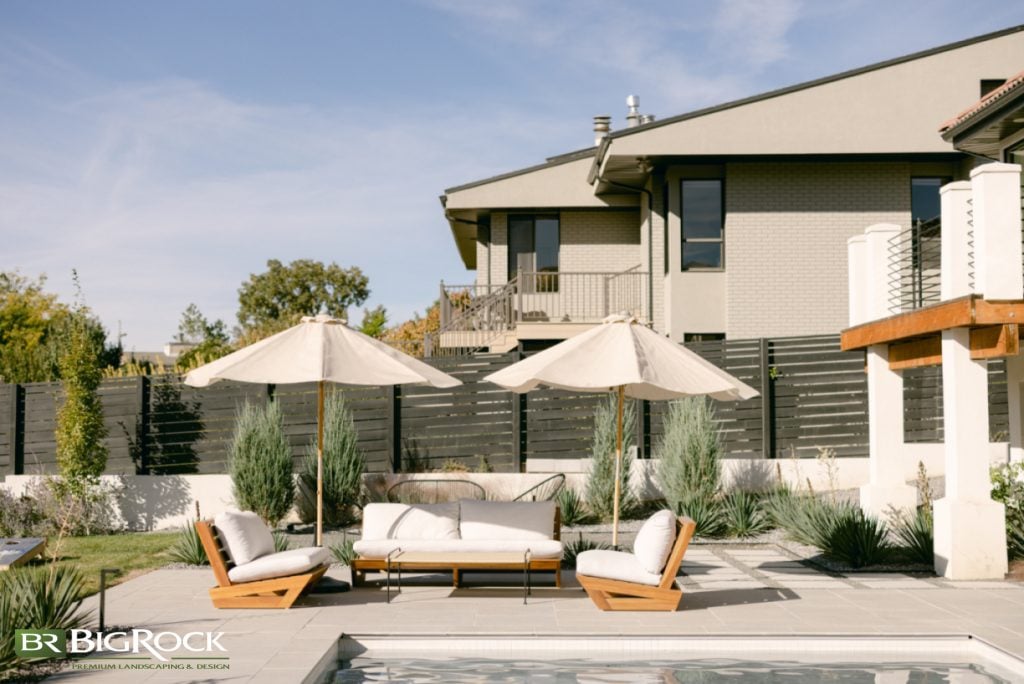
[612,384,625,548]
[316,380,325,547]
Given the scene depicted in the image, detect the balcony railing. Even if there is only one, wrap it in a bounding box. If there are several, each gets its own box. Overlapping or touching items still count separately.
[429,267,649,356]
[887,217,943,314]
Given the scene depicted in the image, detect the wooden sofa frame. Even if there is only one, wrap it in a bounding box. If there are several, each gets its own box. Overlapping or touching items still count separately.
[577,515,697,612]
[351,507,562,588]
[196,520,328,609]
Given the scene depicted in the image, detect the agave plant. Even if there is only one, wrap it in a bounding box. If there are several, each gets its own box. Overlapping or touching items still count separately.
[890,506,933,565]
[820,507,893,568]
[675,492,725,538]
[330,538,357,566]
[722,490,771,538]
[272,531,291,553]
[562,534,612,569]
[556,487,589,527]
[169,523,209,566]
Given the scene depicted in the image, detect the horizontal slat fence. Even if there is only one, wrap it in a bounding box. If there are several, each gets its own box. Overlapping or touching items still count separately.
[0,335,1010,475]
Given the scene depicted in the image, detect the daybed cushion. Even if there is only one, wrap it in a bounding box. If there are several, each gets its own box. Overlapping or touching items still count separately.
[459,500,555,541]
[575,549,664,586]
[214,510,275,566]
[352,538,564,559]
[227,546,331,583]
[361,503,460,541]
[632,509,677,574]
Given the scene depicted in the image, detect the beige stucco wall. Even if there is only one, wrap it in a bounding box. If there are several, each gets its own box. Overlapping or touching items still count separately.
[604,29,1024,160]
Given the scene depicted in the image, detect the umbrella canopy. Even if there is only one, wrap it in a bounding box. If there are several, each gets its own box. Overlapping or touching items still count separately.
[184,314,459,389]
[485,314,757,545]
[485,314,758,401]
[185,314,460,546]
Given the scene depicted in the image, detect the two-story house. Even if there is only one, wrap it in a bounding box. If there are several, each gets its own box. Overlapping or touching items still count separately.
[435,25,1024,354]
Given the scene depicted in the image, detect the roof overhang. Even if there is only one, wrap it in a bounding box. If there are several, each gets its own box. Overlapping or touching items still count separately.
[940,71,1024,159]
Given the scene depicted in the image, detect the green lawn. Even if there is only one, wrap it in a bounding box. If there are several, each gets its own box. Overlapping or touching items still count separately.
[45,531,179,598]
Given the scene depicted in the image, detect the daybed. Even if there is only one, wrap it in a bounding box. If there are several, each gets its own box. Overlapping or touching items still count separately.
[351,500,562,587]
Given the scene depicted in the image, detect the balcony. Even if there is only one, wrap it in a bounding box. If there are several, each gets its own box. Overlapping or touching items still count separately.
[429,267,650,356]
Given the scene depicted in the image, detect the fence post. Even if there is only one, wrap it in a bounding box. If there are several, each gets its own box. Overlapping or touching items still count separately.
[513,346,526,472]
[516,268,523,321]
[388,385,402,472]
[759,338,775,459]
[8,383,23,475]
[136,376,150,474]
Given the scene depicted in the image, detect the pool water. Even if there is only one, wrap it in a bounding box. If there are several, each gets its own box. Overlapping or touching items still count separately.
[334,657,1009,682]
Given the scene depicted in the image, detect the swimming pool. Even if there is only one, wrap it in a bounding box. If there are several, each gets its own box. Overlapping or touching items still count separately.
[327,635,1024,683]
[335,656,1006,682]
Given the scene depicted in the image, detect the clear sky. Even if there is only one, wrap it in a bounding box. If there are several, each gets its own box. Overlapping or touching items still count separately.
[2,0,1023,351]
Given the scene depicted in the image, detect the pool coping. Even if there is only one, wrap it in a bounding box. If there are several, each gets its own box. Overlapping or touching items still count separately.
[313,633,1024,684]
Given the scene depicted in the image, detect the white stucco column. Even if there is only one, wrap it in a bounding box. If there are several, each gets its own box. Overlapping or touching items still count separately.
[860,345,916,519]
[847,234,867,326]
[972,163,1024,300]
[939,181,973,300]
[933,328,1008,579]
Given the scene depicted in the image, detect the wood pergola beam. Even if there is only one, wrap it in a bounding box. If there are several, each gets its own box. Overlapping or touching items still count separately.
[841,295,1024,351]
[886,324,1020,370]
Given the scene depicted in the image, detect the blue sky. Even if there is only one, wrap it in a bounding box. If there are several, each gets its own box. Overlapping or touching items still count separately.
[2,1,1023,351]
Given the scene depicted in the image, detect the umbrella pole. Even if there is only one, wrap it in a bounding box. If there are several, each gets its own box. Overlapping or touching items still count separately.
[612,385,625,548]
[316,380,325,547]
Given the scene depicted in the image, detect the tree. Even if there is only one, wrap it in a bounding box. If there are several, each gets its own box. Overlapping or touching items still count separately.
[359,305,388,339]
[383,300,440,357]
[236,259,370,342]
[174,303,232,369]
[54,296,108,488]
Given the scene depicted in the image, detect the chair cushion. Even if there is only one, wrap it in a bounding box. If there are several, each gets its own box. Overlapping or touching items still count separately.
[361,503,460,541]
[576,549,664,586]
[227,546,331,583]
[214,510,275,566]
[632,509,677,574]
[352,538,563,559]
[459,500,555,541]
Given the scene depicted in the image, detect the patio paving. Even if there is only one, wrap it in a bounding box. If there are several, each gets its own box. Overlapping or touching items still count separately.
[47,545,1024,683]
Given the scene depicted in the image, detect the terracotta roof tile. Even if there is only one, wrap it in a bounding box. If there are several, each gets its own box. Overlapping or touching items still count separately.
[939,69,1024,133]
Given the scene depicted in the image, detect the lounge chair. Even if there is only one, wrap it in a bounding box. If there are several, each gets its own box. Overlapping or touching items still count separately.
[196,511,330,609]
[575,511,696,611]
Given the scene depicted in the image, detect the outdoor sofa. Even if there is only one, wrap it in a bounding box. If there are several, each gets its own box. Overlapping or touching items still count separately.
[351,500,563,587]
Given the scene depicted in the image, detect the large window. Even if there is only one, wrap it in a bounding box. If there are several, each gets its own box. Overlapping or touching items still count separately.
[681,179,724,270]
[509,215,559,291]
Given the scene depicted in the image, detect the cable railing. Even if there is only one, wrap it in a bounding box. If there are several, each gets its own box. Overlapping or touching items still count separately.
[887,217,942,314]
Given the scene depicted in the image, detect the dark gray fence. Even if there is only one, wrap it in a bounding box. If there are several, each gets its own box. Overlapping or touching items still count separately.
[0,335,1009,476]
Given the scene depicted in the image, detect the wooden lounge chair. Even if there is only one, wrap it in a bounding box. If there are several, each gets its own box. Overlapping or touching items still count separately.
[196,519,329,609]
[576,514,696,612]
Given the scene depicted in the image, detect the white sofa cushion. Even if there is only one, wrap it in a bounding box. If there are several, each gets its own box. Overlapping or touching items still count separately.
[361,503,460,541]
[632,509,677,574]
[459,500,555,541]
[227,546,331,583]
[576,549,665,586]
[353,538,563,560]
[214,510,275,566]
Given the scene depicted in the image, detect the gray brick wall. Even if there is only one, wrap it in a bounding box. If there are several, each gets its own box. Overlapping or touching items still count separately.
[725,161,910,338]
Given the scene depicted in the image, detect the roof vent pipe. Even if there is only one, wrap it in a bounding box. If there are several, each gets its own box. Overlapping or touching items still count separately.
[593,115,611,146]
[640,114,655,125]
[626,94,641,128]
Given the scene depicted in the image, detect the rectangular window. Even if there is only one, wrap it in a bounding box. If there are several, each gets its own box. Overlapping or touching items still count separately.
[681,179,723,270]
[509,215,559,292]
[683,332,725,343]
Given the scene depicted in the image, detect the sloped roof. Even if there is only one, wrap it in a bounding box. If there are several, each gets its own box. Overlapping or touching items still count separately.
[939,69,1024,134]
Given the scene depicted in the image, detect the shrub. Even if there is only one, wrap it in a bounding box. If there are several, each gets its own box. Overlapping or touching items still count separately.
[54,299,108,489]
[24,477,121,537]
[821,507,893,568]
[562,534,612,569]
[0,565,91,676]
[169,524,209,566]
[229,400,294,527]
[556,487,588,527]
[655,397,723,536]
[330,538,356,566]
[272,531,291,553]
[722,490,771,538]
[890,506,934,565]
[297,392,364,527]
[0,488,44,537]
[585,395,637,522]
[991,462,1024,560]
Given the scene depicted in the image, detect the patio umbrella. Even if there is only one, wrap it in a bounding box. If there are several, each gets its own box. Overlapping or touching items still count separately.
[185,314,461,546]
[484,314,757,546]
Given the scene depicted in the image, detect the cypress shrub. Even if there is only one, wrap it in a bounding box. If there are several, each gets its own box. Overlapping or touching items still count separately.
[585,395,636,522]
[229,400,294,527]
[297,391,364,527]
[655,397,724,536]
